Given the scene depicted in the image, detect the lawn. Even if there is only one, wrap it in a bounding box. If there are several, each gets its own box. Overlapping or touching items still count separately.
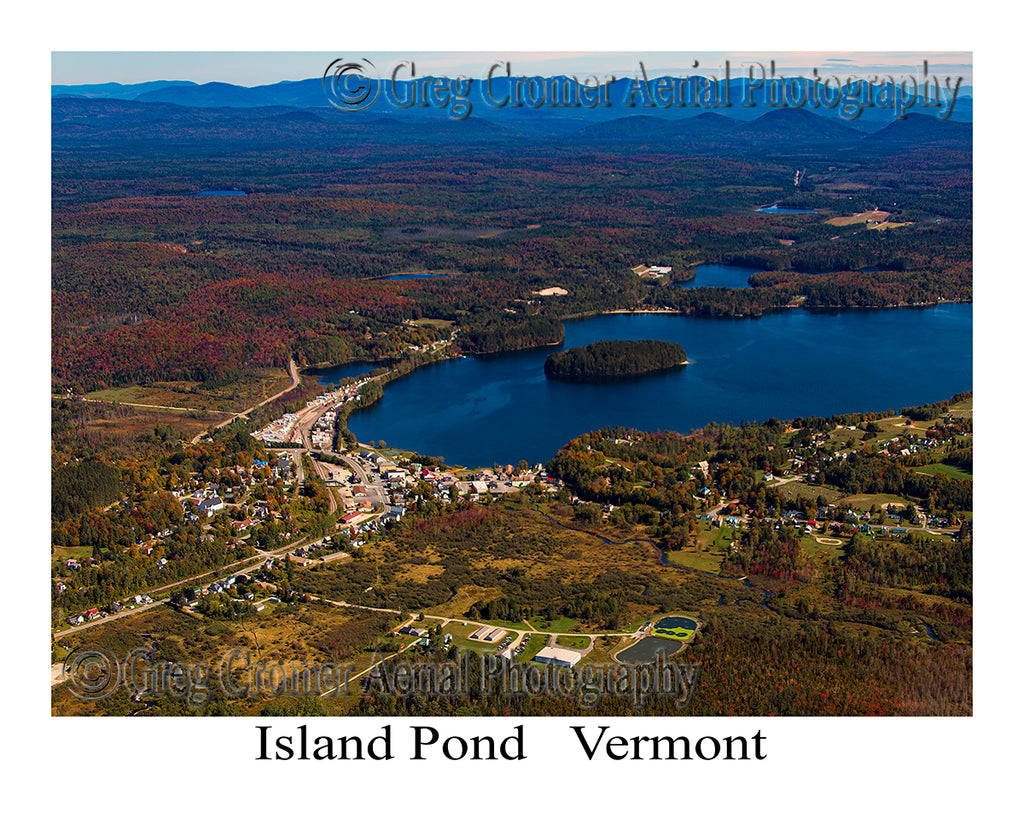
[514,633,550,664]
[444,632,502,657]
[695,520,738,551]
[555,635,592,650]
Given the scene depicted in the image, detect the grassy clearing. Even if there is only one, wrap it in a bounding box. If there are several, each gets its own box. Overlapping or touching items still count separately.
[393,564,445,584]
[696,521,738,551]
[555,635,592,649]
[915,463,972,481]
[534,617,580,633]
[869,221,913,230]
[776,481,846,505]
[440,621,480,639]
[825,209,890,227]
[841,493,909,511]
[444,633,499,657]
[85,370,290,415]
[800,535,845,562]
[53,545,94,561]
[84,388,202,411]
[666,550,724,574]
[872,415,938,438]
[579,636,622,666]
[829,426,865,448]
[65,403,221,442]
[408,317,455,330]
[422,585,501,619]
[481,618,533,631]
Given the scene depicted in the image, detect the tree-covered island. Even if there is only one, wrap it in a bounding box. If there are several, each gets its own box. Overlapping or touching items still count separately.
[544,339,687,382]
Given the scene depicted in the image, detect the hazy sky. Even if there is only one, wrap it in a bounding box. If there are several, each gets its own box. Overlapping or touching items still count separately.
[51,51,973,87]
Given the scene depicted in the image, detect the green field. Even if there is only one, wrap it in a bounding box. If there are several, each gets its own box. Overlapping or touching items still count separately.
[534,617,580,633]
[947,398,972,417]
[514,633,550,664]
[555,635,591,650]
[914,463,972,481]
[666,549,724,574]
[800,535,845,561]
[695,521,738,551]
[871,415,938,437]
[53,545,94,562]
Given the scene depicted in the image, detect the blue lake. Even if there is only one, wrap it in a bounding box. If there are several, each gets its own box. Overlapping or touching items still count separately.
[348,304,972,467]
[314,361,378,387]
[196,190,246,196]
[674,264,758,289]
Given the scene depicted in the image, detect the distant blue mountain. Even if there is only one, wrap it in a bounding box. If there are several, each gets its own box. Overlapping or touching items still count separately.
[51,80,198,100]
[864,113,972,148]
[53,73,972,125]
[50,94,972,152]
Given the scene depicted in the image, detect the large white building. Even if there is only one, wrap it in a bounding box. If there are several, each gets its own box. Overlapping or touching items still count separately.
[533,646,582,668]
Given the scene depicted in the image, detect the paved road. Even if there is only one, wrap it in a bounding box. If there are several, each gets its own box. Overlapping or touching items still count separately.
[52,530,324,640]
[191,358,301,443]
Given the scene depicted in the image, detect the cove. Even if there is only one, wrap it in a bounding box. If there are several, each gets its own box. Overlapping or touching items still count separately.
[313,361,378,387]
[347,304,972,467]
[674,263,758,288]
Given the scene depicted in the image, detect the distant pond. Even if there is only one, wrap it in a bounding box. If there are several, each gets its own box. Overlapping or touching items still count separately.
[757,204,817,213]
[196,190,246,196]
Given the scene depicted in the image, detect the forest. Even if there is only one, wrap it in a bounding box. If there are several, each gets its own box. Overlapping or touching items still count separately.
[52,98,971,392]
